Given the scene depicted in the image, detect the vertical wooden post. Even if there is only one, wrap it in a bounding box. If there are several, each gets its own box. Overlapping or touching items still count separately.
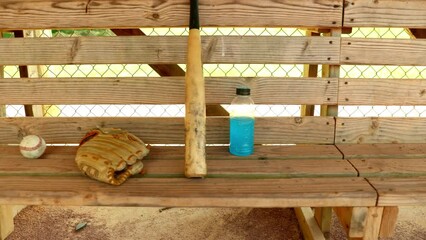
[0,31,6,117]
[321,29,341,117]
[379,206,399,238]
[301,31,320,117]
[295,207,327,240]
[0,32,13,240]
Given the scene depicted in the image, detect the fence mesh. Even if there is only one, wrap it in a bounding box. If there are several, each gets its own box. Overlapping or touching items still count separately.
[3,27,425,118]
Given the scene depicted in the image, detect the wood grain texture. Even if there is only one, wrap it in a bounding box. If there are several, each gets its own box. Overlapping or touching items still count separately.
[0,176,377,207]
[334,207,368,238]
[369,177,426,206]
[379,206,399,238]
[0,36,340,65]
[0,116,335,144]
[0,146,355,178]
[295,207,326,240]
[341,38,426,66]
[0,0,343,30]
[344,0,426,28]
[184,29,207,178]
[350,158,426,178]
[1,144,343,160]
[336,118,426,144]
[339,79,426,106]
[0,205,15,240]
[0,77,338,105]
[336,143,426,159]
[362,207,383,240]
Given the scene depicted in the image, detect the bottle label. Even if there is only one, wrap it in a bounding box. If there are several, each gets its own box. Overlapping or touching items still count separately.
[229,117,254,156]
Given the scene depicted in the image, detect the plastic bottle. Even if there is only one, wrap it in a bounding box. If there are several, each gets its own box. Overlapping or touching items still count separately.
[229,87,255,156]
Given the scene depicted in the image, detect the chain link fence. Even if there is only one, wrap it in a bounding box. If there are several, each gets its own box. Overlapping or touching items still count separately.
[3,27,425,118]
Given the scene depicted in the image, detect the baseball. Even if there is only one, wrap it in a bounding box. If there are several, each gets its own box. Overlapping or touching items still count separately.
[19,135,46,159]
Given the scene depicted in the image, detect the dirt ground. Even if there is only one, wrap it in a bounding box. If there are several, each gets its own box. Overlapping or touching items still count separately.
[6,206,426,240]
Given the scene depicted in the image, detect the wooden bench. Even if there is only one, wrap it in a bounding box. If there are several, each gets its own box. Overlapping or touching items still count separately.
[1,0,426,239]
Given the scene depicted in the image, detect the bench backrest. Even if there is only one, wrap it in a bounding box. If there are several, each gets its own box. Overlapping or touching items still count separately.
[0,0,425,146]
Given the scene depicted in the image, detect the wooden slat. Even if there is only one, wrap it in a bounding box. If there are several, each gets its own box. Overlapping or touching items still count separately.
[0,146,354,178]
[0,36,340,65]
[0,116,335,144]
[341,38,426,66]
[336,118,426,144]
[336,143,426,159]
[350,158,426,178]
[0,0,343,30]
[0,77,338,105]
[344,0,426,28]
[0,176,377,207]
[1,145,343,160]
[369,177,426,206]
[339,79,426,106]
[146,145,343,160]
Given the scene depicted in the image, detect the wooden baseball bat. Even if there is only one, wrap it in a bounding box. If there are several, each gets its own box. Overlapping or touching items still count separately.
[185,0,207,178]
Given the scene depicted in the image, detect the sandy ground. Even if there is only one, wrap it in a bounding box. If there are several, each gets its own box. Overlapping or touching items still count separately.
[6,206,426,240]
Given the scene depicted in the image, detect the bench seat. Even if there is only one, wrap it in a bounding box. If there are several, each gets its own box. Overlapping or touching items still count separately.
[337,143,426,206]
[0,145,377,208]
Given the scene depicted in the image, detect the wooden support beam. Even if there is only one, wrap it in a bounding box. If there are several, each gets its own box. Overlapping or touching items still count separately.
[314,207,332,238]
[321,29,341,117]
[379,206,399,238]
[0,205,25,240]
[13,30,46,117]
[0,206,14,240]
[0,32,5,117]
[301,31,320,117]
[111,28,228,117]
[334,206,384,240]
[407,29,426,39]
[295,207,326,240]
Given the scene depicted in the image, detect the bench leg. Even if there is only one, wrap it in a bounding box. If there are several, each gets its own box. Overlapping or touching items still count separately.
[0,205,26,240]
[334,207,384,240]
[313,207,332,238]
[295,207,326,240]
[379,206,399,238]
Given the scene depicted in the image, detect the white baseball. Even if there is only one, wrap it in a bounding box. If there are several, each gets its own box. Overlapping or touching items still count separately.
[19,135,46,159]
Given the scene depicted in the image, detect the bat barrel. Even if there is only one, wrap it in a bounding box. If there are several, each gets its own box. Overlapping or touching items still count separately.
[185,0,207,178]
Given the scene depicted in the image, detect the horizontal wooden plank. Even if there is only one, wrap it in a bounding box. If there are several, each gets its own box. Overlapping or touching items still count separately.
[350,158,426,178]
[0,146,354,178]
[0,176,376,207]
[336,143,426,159]
[336,118,426,144]
[0,36,340,65]
[344,0,426,28]
[339,79,426,106]
[0,0,343,30]
[1,145,343,160]
[0,77,338,105]
[369,177,426,206]
[341,38,426,66]
[0,116,335,144]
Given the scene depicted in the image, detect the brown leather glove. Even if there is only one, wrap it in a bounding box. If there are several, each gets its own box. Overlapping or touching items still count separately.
[75,128,149,185]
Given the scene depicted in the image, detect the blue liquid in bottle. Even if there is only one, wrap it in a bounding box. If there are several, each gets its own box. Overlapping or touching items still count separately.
[229,117,255,156]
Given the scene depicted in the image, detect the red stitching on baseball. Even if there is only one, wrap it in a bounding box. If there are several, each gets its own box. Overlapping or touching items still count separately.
[20,136,43,151]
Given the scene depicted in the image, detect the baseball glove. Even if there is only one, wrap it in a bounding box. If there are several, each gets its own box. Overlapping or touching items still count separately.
[75,128,149,185]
